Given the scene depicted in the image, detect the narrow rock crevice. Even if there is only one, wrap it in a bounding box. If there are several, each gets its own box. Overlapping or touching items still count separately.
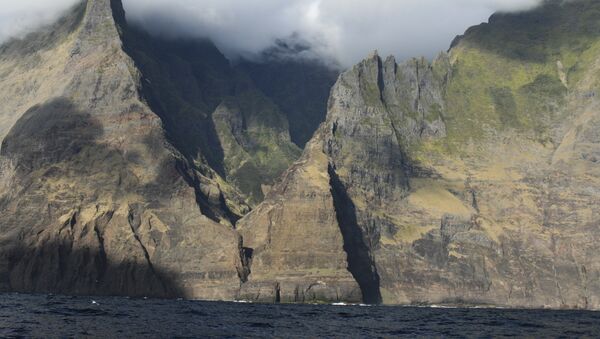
[93,211,115,281]
[470,189,480,213]
[415,60,423,113]
[328,164,382,304]
[58,212,77,277]
[93,222,108,282]
[275,282,281,303]
[384,116,412,191]
[376,56,386,104]
[236,235,253,283]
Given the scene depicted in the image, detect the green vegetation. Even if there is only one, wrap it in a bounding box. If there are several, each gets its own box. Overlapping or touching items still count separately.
[438,0,600,149]
[425,103,444,124]
[489,87,519,128]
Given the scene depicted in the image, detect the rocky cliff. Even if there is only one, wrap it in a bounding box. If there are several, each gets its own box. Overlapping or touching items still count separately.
[0,0,330,300]
[237,0,600,308]
[2,0,600,309]
[0,0,249,299]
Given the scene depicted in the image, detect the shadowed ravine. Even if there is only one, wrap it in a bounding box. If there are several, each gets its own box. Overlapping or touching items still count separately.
[328,165,382,305]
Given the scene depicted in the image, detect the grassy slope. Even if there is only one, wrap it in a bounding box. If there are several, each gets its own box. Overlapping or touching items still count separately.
[374,0,600,292]
[426,0,600,154]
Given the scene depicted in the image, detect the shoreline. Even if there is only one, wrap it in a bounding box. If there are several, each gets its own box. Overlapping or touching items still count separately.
[3,292,598,312]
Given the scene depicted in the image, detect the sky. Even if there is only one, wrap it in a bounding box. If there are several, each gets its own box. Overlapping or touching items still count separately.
[0,0,544,67]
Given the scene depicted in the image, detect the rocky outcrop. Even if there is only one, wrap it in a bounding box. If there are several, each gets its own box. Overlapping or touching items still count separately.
[237,135,362,303]
[0,0,250,300]
[236,52,448,304]
[0,0,339,300]
[236,0,600,309]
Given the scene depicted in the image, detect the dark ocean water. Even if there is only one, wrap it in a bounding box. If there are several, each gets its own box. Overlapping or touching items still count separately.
[1,293,599,338]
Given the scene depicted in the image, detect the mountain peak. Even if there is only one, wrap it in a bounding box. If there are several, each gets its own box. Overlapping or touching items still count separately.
[73,0,126,53]
[85,0,124,18]
[450,0,600,63]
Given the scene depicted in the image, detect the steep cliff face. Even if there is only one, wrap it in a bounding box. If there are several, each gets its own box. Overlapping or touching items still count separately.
[238,0,600,308]
[0,0,310,299]
[237,135,363,303]
[119,26,306,205]
[0,0,253,300]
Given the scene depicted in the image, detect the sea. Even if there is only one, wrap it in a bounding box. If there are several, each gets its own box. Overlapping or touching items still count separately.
[1,293,599,338]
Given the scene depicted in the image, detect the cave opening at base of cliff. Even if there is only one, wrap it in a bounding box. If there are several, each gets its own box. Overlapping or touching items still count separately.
[328,165,383,305]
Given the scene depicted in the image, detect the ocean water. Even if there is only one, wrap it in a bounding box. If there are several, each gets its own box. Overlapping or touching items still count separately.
[1,293,599,338]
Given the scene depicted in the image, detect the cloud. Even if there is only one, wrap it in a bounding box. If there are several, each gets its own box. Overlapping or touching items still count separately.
[0,0,79,43]
[0,0,545,67]
[123,0,544,67]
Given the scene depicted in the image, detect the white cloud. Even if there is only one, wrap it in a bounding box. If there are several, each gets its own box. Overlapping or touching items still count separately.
[0,0,545,67]
[123,0,544,66]
[0,0,79,43]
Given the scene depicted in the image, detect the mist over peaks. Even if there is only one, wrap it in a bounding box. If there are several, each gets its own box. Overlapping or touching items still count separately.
[0,0,546,67]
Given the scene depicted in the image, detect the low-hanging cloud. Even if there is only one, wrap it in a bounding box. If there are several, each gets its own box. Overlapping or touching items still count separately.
[0,0,79,43]
[0,0,544,67]
[123,0,544,66]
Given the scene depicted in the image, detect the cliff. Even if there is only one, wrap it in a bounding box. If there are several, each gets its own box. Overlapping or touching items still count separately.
[2,0,600,309]
[0,0,331,300]
[237,0,600,308]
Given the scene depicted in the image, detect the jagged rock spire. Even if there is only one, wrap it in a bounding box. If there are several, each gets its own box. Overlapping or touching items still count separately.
[367,49,380,59]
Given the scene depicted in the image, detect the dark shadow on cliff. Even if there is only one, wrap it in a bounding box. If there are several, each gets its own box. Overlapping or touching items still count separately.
[1,96,237,219]
[451,0,600,63]
[113,1,333,203]
[237,51,338,147]
[0,97,186,299]
[0,98,104,173]
[0,239,185,299]
[328,165,382,305]
[0,97,107,218]
[114,2,230,178]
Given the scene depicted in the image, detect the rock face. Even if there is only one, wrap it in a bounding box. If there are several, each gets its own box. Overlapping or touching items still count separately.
[118,24,311,205]
[0,0,328,299]
[238,0,600,309]
[0,0,246,299]
[237,137,363,303]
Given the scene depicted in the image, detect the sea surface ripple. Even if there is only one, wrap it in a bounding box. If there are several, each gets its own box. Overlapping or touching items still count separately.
[1,293,599,338]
